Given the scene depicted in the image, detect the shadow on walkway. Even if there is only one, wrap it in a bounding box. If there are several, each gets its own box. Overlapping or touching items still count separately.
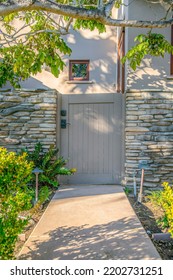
[18,185,161,260]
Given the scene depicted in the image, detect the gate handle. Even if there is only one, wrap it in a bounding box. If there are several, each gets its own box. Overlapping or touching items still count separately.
[67,122,71,125]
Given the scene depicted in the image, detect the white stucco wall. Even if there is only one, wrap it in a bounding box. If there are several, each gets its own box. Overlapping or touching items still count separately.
[2,1,172,92]
[2,26,117,94]
[124,0,173,90]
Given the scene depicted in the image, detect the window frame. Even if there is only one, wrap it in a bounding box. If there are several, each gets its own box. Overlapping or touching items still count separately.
[69,60,90,81]
[171,24,173,75]
[117,28,125,94]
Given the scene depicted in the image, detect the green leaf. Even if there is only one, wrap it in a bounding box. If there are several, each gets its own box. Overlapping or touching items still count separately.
[51,65,59,77]
[122,31,173,71]
[130,60,137,71]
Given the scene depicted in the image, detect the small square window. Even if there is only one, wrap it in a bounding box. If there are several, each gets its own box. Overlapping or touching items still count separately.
[69,60,89,81]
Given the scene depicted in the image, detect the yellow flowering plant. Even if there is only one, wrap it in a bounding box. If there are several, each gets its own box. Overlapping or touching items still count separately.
[149,182,173,237]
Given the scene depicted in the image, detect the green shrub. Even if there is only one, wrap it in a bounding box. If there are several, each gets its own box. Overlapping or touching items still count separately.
[22,143,76,188]
[148,182,173,237]
[0,147,33,259]
[29,185,51,216]
[38,186,51,204]
[124,186,132,195]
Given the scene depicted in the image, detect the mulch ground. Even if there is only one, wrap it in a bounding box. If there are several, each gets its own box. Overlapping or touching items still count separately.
[15,190,56,258]
[128,195,173,260]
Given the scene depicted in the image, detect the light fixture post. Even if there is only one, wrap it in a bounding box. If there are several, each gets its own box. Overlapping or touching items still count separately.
[32,167,43,204]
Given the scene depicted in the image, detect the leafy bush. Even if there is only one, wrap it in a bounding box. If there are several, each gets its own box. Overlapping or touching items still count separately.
[0,144,76,259]
[22,143,76,188]
[148,182,173,237]
[0,147,33,259]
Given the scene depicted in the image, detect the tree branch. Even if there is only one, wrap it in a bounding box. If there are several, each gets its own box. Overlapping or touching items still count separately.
[97,0,104,10]
[0,29,68,46]
[104,0,115,17]
[0,0,173,28]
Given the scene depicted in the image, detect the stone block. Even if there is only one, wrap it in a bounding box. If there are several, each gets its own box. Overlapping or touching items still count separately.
[126,153,139,157]
[144,177,160,183]
[3,96,22,103]
[154,135,173,141]
[0,122,7,127]
[13,112,30,117]
[29,98,43,104]
[126,136,135,140]
[147,109,170,115]
[40,140,56,144]
[125,163,139,168]
[27,119,42,124]
[24,124,39,128]
[164,118,173,122]
[138,123,152,127]
[138,104,156,109]
[39,124,56,128]
[126,116,138,120]
[126,123,137,127]
[30,112,44,116]
[139,115,153,120]
[0,131,9,136]
[126,110,139,115]
[136,135,152,141]
[20,117,31,120]
[154,115,164,119]
[1,105,34,116]
[165,114,173,118]
[39,128,56,132]
[29,134,45,139]
[21,137,37,143]
[3,138,21,144]
[143,182,158,188]
[126,92,142,97]
[156,104,173,110]
[19,92,33,97]
[150,125,173,132]
[43,113,56,117]
[154,122,171,126]
[38,103,56,109]
[43,98,56,103]
[8,123,24,127]
[0,102,19,109]
[125,127,149,132]
[10,130,26,135]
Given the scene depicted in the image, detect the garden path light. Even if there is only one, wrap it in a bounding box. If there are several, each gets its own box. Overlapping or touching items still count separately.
[32,167,43,204]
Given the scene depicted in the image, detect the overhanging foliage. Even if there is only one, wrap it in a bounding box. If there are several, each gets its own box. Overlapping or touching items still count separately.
[0,0,173,87]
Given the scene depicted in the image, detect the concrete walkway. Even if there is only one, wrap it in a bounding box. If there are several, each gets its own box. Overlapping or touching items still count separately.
[18,185,160,260]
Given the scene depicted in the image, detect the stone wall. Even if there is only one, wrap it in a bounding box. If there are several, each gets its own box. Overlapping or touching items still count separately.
[1,88,173,189]
[125,90,173,190]
[0,89,58,152]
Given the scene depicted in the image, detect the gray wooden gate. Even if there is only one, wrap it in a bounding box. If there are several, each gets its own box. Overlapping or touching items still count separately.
[60,93,123,184]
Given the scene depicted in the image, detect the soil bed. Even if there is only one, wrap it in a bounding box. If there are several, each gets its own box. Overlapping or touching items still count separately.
[15,190,56,258]
[128,195,173,260]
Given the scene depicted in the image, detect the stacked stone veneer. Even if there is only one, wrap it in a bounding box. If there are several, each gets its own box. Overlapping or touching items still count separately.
[0,89,57,152]
[125,90,173,190]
